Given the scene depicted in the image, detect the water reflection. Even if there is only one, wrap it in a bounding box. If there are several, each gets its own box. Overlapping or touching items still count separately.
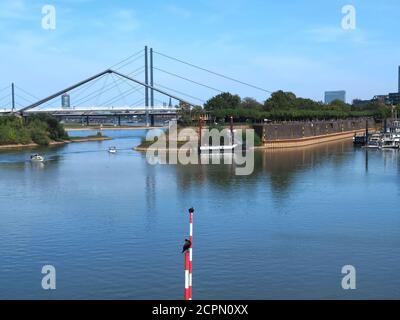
[1,132,400,299]
[173,140,355,196]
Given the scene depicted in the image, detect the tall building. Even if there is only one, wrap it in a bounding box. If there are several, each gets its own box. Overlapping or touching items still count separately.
[61,94,71,109]
[388,92,400,105]
[324,90,346,104]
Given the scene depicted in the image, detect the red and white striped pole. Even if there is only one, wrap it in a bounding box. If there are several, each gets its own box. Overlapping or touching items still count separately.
[184,250,190,300]
[188,207,194,300]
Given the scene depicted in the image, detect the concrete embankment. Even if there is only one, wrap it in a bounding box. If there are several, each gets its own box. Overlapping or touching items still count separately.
[254,128,375,149]
[254,118,376,149]
[134,121,376,151]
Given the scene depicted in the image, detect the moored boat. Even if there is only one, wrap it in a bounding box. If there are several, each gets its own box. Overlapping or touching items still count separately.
[380,134,400,149]
[200,144,238,153]
[365,134,381,149]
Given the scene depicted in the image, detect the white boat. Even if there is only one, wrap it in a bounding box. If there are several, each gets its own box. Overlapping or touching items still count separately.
[30,154,44,162]
[200,144,238,153]
[108,146,117,154]
[380,134,400,149]
[365,134,381,149]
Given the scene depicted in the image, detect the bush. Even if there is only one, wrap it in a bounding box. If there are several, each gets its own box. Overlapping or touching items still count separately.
[0,116,31,145]
[27,113,68,140]
[30,127,50,146]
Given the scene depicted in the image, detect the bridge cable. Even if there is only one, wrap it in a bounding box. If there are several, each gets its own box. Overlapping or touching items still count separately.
[109,49,144,70]
[16,102,25,108]
[14,85,40,100]
[101,84,143,107]
[110,73,129,106]
[0,94,10,103]
[99,88,143,108]
[0,85,10,94]
[73,68,144,107]
[114,54,144,71]
[37,74,111,110]
[153,67,224,93]
[15,93,35,104]
[73,67,144,105]
[94,74,110,107]
[154,83,205,104]
[28,51,144,110]
[68,73,108,100]
[153,50,273,94]
[130,97,145,108]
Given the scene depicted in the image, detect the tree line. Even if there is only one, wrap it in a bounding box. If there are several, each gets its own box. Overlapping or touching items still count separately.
[0,114,68,146]
[179,91,394,125]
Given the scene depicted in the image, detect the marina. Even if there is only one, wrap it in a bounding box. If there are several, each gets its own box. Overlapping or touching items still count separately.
[353,119,400,149]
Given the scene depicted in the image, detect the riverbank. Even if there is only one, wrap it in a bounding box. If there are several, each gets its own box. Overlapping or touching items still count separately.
[68,136,112,142]
[65,125,163,131]
[0,136,111,150]
[135,139,189,152]
[134,128,376,152]
[255,128,375,149]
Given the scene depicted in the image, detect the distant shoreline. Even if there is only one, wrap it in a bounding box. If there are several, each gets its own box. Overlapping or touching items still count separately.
[65,126,163,131]
[0,136,111,151]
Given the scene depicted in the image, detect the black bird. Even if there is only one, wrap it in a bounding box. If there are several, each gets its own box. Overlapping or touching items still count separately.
[182,239,191,253]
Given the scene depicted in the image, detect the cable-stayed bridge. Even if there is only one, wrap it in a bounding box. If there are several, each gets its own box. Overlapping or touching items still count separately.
[0,46,272,126]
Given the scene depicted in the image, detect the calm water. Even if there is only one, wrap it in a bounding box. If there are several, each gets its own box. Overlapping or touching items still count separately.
[0,129,399,300]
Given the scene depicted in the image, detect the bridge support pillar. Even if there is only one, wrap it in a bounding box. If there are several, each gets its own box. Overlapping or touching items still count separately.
[86,115,89,126]
[118,115,121,126]
[150,114,155,127]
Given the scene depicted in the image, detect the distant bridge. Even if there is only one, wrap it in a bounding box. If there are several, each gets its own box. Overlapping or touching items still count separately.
[22,105,179,126]
[0,46,272,126]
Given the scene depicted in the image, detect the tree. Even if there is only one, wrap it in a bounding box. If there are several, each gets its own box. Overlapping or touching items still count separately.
[240,97,263,110]
[329,99,351,111]
[177,102,204,126]
[204,92,241,111]
[264,91,297,111]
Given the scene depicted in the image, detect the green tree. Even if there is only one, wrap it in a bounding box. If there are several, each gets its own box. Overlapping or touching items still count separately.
[328,99,351,112]
[240,97,263,110]
[264,91,297,111]
[204,92,241,111]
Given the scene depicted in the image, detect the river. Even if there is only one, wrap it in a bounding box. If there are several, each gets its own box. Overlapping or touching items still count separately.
[0,129,399,299]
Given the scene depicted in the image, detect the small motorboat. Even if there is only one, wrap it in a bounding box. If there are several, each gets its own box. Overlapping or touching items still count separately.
[30,154,44,162]
[364,134,381,149]
[380,134,400,149]
[108,146,117,154]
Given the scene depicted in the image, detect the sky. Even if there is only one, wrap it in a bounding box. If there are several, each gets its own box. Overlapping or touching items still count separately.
[0,0,400,108]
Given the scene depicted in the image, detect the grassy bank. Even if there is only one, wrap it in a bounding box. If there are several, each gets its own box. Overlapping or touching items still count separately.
[136,137,189,150]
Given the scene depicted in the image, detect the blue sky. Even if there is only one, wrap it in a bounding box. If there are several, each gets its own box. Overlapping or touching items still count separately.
[0,0,399,108]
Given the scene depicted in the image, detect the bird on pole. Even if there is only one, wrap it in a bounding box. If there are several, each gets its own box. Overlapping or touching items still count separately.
[182,239,191,253]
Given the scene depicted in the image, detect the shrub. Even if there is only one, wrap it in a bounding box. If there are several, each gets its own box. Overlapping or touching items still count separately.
[30,127,50,146]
